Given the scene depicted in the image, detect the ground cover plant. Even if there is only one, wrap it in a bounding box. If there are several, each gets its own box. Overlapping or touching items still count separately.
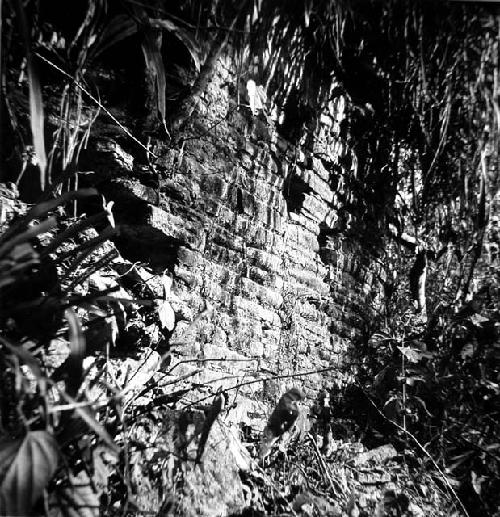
[0,1,499,515]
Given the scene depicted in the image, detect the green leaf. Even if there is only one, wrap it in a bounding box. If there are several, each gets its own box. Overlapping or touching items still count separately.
[161,273,172,297]
[246,79,267,115]
[0,431,59,516]
[470,313,489,326]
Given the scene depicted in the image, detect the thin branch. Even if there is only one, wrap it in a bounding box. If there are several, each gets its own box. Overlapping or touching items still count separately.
[182,366,338,409]
[363,390,470,517]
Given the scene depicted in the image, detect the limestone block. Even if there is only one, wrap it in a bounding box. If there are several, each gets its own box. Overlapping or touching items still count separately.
[200,175,229,199]
[158,412,248,517]
[211,229,245,253]
[302,195,332,222]
[106,177,158,206]
[263,339,280,360]
[233,296,281,327]
[81,138,133,181]
[285,213,322,240]
[285,267,330,295]
[240,277,284,308]
[246,248,282,273]
[147,205,205,248]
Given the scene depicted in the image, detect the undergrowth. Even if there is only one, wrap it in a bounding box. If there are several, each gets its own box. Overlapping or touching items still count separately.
[0,1,499,516]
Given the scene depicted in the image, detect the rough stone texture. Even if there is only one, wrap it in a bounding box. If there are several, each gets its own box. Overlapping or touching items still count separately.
[82,52,383,413]
[129,407,250,517]
[78,52,386,514]
[0,183,23,224]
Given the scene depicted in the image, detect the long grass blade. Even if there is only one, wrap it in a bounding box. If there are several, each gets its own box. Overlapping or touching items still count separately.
[149,18,200,71]
[0,217,56,259]
[65,248,119,291]
[35,52,157,160]
[57,390,120,454]
[13,0,47,189]
[56,225,117,263]
[63,309,86,397]
[141,28,167,122]
[0,338,119,455]
[40,211,108,258]
[0,335,43,379]
[91,14,138,59]
[0,189,99,246]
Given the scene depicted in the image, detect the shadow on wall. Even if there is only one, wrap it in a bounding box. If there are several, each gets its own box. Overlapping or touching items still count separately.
[283,172,311,214]
[114,226,183,273]
[317,225,340,265]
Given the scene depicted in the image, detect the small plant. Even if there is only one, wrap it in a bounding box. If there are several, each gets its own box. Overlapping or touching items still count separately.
[0,188,123,516]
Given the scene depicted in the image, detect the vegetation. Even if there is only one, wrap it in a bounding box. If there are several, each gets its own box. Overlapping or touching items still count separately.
[0,0,499,516]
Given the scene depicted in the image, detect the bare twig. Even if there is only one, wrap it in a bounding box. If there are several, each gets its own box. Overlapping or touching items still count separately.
[182,366,338,409]
[363,390,470,517]
[308,434,345,498]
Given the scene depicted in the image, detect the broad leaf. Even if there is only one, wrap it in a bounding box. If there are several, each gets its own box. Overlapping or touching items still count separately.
[0,431,59,516]
[470,313,489,326]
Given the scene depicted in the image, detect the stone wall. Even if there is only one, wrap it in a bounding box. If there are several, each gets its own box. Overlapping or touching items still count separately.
[82,52,383,422]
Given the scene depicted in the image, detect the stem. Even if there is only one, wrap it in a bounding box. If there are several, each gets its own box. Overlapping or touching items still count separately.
[364,391,470,517]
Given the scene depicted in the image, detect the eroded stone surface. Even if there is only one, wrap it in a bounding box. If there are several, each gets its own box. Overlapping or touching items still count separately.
[78,51,386,515]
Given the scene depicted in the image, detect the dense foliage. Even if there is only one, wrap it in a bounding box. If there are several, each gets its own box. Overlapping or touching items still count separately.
[0,0,498,516]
